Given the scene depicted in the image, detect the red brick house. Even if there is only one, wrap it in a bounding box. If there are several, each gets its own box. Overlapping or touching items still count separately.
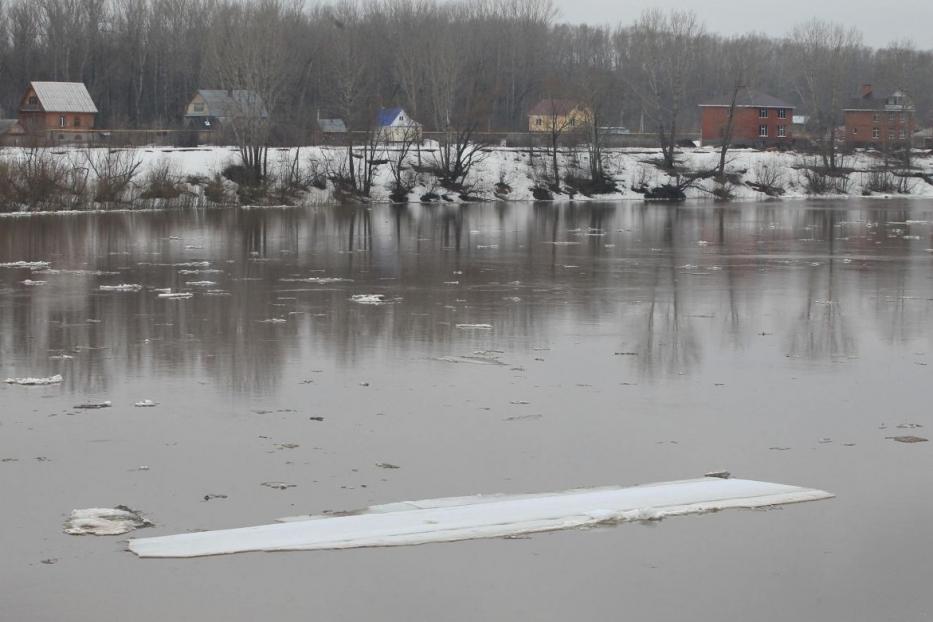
[843,85,915,149]
[699,89,794,147]
[18,82,98,142]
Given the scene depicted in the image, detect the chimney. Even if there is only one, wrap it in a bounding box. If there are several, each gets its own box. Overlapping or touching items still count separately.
[861,84,873,98]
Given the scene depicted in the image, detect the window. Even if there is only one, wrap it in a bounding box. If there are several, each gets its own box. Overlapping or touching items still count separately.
[889,131,895,141]
[888,112,896,123]
[758,108,769,118]
[873,113,880,122]
[73,117,80,128]
[28,96,38,106]
[852,127,858,134]
[59,115,65,128]
[777,125,786,138]
[778,108,787,119]
[872,128,880,139]
[899,129,906,139]
[193,103,204,112]
[759,124,768,137]
[535,118,542,126]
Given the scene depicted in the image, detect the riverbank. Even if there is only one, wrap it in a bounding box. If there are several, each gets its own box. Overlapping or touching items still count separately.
[1,144,932,214]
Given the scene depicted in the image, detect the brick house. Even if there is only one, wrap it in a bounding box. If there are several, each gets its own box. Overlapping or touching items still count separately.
[843,85,915,149]
[699,89,794,147]
[18,82,98,142]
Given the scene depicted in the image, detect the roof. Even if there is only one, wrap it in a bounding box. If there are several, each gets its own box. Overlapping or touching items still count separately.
[699,88,794,109]
[28,82,98,113]
[843,89,915,112]
[188,90,268,119]
[529,99,583,116]
[317,118,347,133]
[377,107,403,127]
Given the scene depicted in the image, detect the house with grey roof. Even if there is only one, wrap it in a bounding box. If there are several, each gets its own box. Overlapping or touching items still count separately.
[18,81,99,143]
[184,90,268,128]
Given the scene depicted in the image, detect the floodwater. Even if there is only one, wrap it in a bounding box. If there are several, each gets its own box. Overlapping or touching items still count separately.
[1,199,931,621]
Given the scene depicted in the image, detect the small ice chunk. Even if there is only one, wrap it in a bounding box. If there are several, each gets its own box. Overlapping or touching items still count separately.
[456,324,493,330]
[158,292,194,300]
[20,279,47,286]
[257,318,287,324]
[5,375,63,386]
[73,401,112,409]
[185,281,216,287]
[99,284,143,292]
[64,506,151,536]
[350,294,386,304]
[134,400,158,408]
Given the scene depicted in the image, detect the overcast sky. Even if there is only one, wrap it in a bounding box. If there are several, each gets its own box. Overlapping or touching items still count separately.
[554,0,933,49]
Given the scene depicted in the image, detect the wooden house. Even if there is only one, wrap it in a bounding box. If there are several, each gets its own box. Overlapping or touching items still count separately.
[376,108,422,142]
[18,82,98,142]
[527,99,590,133]
[183,89,268,142]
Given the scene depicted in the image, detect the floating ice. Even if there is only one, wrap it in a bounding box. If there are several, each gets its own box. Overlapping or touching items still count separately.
[65,506,152,536]
[456,323,493,330]
[20,279,47,286]
[5,375,63,386]
[98,284,143,292]
[134,400,158,408]
[350,294,387,304]
[157,291,194,300]
[127,477,833,558]
[257,318,287,324]
[185,281,216,287]
[74,401,112,409]
[0,261,50,269]
[281,277,353,284]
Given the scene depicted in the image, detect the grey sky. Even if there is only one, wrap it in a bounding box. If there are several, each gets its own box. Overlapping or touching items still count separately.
[554,0,933,49]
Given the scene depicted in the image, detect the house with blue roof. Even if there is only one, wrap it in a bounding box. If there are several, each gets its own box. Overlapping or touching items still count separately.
[376,107,422,142]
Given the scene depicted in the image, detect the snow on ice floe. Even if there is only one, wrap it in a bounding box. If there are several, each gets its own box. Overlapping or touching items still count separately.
[65,507,152,536]
[350,294,388,304]
[282,277,353,284]
[184,281,217,287]
[134,400,158,407]
[456,323,493,330]
[0,261,50,269]
[127,477,833,558]
[4,374,63,385]
[99,284,143,292]
[157,291,194,300]
[20,279,47,287]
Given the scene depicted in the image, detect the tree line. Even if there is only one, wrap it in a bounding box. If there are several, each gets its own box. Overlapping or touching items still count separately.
[1,0,930,132]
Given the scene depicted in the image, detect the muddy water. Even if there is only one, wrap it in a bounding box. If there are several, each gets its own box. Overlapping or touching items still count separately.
[1,200,931,621]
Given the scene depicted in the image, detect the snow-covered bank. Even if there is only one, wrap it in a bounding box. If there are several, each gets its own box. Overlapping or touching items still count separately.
[2,144,933,215]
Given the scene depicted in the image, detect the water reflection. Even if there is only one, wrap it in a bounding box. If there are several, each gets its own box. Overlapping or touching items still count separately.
[1,199,931,394]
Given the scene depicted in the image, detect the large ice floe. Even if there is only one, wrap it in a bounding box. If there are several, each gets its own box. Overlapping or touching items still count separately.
[4,374,63,385]
[128,477,833,558]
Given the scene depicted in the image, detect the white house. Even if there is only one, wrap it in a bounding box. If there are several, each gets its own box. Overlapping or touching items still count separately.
[376,107,422,142]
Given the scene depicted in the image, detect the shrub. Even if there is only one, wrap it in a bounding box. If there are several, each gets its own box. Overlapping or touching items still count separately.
[140,159,182,200]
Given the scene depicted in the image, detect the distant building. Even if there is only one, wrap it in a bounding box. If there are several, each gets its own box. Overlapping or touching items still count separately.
[528,99,590,133]
[843,85,915,148]
[376,108,421,142]
[313,113,347,144]
[183,89,268,133]
[18,82,98,142]
[698,89,794,147]
[0,119,26,146]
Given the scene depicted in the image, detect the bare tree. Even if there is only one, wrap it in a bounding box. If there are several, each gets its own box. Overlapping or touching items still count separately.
[791,19,863,171]
[622,9,706,170]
